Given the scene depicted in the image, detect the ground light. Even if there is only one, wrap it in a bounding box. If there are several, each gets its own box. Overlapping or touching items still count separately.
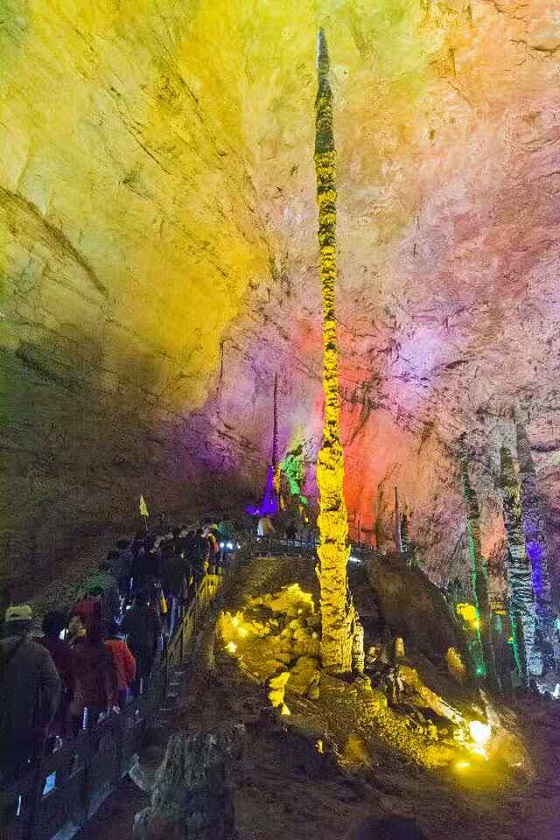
[468,720,492,758]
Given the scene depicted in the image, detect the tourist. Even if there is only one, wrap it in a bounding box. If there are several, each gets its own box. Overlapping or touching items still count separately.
[121,591,161,696]
[107,542,132,598]
[85,561,121,623]
[104,621,136,708]
[206,528,221,574]
[0,605,61,780]
[168,525,184,556]
[189,528,208,588]
[71,587,103,624]
[218,513,235,541]
[70,618,118,734]
[285,521,297,542]
[37,610,75,743]
[67,613,87,646]
[132,538,161,593]
[160,541,186,635]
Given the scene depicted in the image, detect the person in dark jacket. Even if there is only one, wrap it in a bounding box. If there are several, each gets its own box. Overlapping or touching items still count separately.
[121,591,161,696]
[0,605,61,780]
[84,562,121,623]
[70,618,117,734]
[131,543,161,593]
[110,540,134,597]
[37,610,74,742]
[160,541,185,635]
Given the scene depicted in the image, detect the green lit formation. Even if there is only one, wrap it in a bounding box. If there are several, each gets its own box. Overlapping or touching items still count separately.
[280,444,308,508]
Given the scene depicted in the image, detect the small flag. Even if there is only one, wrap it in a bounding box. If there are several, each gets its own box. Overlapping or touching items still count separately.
[139,495,149,518]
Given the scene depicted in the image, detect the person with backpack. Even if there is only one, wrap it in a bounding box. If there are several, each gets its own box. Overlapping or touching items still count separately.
[0,605,61,780]
[160,540,185,635]
[121,591,161,696]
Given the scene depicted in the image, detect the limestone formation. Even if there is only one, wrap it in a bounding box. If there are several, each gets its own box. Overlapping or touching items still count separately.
[515,420,555,650]
[459,437,498,691]
[499,446,542,679]
[133,733,237,840]
[313,29,359,674]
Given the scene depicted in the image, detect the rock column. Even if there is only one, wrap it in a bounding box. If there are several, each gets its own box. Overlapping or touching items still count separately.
[314,29,357,674]
[515,421,554,654]
[459,437,499,691]
[499,445,542,679]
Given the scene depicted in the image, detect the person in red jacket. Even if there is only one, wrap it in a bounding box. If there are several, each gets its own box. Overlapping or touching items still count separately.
[71,588,103,624]
[103,621,136,708]
[70,618,117,734]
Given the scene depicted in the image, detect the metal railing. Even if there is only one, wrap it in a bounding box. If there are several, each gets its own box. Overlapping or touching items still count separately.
[0,572,223,840]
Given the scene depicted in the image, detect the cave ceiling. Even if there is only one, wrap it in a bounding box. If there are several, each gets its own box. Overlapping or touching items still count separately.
[1,0,559,589]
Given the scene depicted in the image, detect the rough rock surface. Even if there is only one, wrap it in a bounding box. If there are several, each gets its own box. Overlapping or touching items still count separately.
[2,1,559,597]
[365,553,471,665]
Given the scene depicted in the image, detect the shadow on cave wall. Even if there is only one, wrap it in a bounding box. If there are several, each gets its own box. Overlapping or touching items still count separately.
[0,328,238,595]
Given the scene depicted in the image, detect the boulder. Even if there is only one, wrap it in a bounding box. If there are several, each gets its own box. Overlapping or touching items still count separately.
[288,655,321,697]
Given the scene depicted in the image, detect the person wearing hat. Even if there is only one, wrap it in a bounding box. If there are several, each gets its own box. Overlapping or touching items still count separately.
[0,604,61,780]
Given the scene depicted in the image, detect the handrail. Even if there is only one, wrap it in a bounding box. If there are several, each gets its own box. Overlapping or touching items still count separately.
[0,572,224,840]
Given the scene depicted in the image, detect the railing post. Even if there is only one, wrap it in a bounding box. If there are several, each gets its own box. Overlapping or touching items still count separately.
[163,633,169,697]
[26,748,46,840]
[113,712,125,786]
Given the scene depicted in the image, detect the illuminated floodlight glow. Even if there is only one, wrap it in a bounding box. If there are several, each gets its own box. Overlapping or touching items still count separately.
[226,641,237,654]
[469,720,491,746]
[468,720,491,758]
[227,541,234,549]
[455,760,470,771]
[348,555,361,563]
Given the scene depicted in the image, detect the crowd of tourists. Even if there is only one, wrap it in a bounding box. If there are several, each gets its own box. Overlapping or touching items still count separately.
[0,515,239,785]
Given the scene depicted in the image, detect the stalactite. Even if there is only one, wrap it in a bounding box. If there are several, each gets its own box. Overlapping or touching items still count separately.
[271,372,279,469]
[499,445,542,679]
[459,436,499,691]
[314,29,359,674]
[515,420,555,653]
[400,512,411,555]
[394,487,402,553]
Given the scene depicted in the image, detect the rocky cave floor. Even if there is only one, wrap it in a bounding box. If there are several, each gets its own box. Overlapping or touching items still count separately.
[78,557,560,840]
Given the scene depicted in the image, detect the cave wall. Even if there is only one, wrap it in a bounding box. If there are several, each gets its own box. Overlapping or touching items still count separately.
[1,1,559,595]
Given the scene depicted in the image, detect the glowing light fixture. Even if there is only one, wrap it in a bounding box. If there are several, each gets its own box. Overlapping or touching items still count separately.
[468,720,491,758]
[226,641,237,654]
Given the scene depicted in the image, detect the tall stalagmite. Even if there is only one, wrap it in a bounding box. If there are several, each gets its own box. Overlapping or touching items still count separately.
[515,420,554,648]
[499,445,542,678]
[314,29,354,673]
[459,437,499,691]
